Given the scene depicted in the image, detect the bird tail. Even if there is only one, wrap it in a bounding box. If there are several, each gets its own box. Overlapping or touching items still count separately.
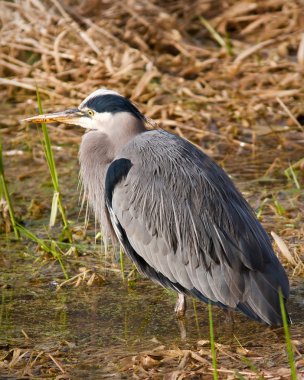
[237,264,290,326]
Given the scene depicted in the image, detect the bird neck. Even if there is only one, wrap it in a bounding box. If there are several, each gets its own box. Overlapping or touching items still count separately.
[107,112,147,157]
[78,113,147,237]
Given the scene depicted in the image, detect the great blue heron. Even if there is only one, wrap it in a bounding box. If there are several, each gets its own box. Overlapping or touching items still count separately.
[24,89,290,326]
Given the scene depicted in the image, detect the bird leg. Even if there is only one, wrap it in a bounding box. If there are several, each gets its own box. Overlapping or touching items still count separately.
[177,318,187,341]
[224,309,234,325]
[174,294,187,340]
[223,309,235,341]
[174,293,187,318]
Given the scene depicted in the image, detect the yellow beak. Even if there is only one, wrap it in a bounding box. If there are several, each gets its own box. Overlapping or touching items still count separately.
[22,108,85,125]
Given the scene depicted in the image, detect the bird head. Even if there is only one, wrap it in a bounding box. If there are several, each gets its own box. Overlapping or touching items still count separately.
[23,89,146,131]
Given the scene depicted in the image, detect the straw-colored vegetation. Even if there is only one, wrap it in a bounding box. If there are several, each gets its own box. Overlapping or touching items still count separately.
[1,0,303,378]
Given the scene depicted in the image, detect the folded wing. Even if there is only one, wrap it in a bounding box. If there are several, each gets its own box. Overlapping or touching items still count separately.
[105,130,289,326]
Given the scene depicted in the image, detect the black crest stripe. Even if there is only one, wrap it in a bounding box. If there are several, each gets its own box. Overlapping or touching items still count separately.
[85,94,145,121]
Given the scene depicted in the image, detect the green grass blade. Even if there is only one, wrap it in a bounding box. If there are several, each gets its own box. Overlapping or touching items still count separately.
[57,195,72,242]
[35,89,72,243]
[50,240,69,280]
[208,302,218,380]
[16,223,68,279]
[279,289,297,380]
[274,199,285,216]
[50,192,59,227]
[242,357,264,379]
[0,142,20,239]
[234,335,264,379]
[235,372,246,380]
[36,90,58,189]
[0,143,4,179]
[192,298,201,336]
[289,168,300,190]
[17,223,52,253]
[120,245,126,282]
[200,17,233,55]
[285,164,301,190]
[256,197,268,220]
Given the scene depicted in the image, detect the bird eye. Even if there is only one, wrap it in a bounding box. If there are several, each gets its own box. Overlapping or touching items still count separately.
[87,109,94,117]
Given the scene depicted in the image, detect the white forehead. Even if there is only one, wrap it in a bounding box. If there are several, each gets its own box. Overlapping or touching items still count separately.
[79,88,121,109]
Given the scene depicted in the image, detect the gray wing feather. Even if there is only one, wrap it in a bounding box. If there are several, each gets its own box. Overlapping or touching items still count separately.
[109,130,289,324]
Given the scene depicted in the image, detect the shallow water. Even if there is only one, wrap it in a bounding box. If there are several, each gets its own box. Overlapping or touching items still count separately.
[1,237,304,378]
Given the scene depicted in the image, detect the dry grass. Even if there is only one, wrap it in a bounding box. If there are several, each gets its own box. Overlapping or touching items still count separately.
[1,0,303,261]
[1,0,304,378]
[1,0,304,136]
[1,332,304,379]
